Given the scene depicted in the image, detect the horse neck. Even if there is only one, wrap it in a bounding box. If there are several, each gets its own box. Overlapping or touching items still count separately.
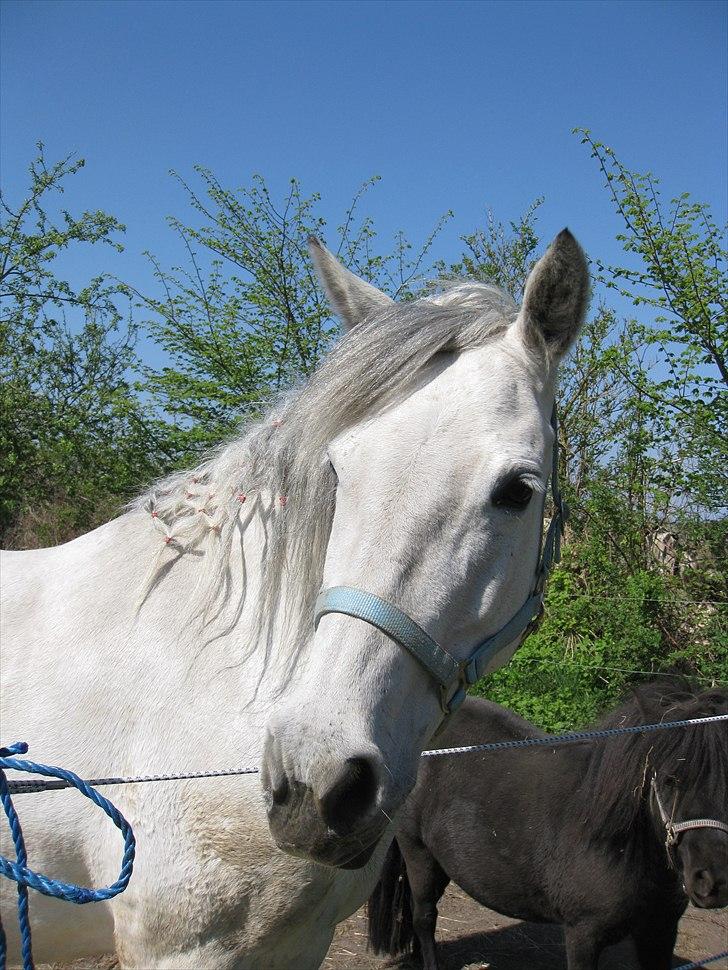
[98,507,296,713]
[93,508,299,772]
[574,744,673,867]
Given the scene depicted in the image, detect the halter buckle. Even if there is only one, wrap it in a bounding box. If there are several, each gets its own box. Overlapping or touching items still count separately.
[440,668,469,716]
[524,602,545,637]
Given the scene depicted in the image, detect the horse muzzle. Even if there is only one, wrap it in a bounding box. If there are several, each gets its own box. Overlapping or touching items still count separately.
[260,733,396,869]
[685,867,728,909]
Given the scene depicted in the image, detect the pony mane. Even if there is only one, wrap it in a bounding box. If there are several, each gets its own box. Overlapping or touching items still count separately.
[575,678,728,843]
[134,281,520,646]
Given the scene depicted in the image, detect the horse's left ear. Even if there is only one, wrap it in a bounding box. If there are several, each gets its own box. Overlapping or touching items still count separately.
[308,236,393,331]
[517,229,590,359]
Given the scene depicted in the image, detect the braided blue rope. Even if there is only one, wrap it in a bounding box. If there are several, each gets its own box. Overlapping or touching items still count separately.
[0,742,136,970]
[0,744,32,970]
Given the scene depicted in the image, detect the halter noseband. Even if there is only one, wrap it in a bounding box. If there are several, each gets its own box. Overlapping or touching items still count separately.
[314,405,566,716]
[651,775,728,856]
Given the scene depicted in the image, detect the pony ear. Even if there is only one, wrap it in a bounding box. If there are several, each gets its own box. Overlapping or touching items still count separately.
[308,236,393,331]
[517,229,589,359]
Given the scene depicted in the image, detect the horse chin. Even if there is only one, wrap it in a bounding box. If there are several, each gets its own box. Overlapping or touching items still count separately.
[273,833,380,869]
[333,841,378,870]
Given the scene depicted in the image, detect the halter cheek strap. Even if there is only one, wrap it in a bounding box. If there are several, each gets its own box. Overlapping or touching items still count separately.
[314,587,544,714]
[651,776,728,854]
[314,405,565,716]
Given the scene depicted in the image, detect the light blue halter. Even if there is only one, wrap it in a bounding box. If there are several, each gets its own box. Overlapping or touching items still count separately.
[314,406,566,716]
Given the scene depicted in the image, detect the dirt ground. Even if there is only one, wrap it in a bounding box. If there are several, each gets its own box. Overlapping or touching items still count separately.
[38,885,727,970]
[323,885,727,970]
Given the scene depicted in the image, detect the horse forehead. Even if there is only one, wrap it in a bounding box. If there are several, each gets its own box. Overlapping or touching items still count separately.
[332,344,545,461]
[387,347,544,439]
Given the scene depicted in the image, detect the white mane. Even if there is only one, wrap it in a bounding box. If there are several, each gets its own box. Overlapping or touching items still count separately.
[135,282,519,644]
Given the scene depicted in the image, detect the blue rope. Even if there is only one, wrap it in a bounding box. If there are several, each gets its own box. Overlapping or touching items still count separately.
[0,745,32,970]
[0,742,136,970]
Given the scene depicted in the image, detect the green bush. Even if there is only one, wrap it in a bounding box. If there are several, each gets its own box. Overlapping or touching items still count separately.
[474,532,727,732]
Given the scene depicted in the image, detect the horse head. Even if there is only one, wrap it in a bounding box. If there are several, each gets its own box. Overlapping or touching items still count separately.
[651,688,728,908]
[260,230,589,868]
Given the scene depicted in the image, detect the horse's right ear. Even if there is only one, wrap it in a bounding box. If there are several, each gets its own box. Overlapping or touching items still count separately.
[517,229,589,360]
[308,236,393,331]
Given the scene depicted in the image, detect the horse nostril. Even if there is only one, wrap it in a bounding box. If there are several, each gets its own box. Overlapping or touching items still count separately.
[272,774,290,806]
[317,757,379,833]
[261,727,291,809]
[692,869,717,898]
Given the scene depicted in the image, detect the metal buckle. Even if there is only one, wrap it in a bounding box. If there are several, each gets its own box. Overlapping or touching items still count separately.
[440,667,469,716]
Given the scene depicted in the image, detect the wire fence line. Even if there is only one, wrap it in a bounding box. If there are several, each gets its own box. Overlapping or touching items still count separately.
[6,659,725,792]
[566,595,727,605]
[5,712,728,796]
[493,657,728,685]
[520,593,728,606]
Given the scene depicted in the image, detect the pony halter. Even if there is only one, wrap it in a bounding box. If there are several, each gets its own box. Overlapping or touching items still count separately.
[651,775,728,853]
[314,406,566,716]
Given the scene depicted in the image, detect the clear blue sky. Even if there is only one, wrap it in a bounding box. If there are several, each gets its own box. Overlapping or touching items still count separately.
[1,0,726,366]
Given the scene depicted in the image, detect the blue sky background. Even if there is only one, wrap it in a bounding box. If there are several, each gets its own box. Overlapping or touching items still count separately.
[1,0,726,367]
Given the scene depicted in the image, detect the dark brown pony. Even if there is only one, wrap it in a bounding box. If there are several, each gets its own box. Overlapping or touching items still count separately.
[367,681,728,970]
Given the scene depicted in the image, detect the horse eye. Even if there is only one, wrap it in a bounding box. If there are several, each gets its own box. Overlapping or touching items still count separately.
[493,475,534,511]
[327,456,339,484]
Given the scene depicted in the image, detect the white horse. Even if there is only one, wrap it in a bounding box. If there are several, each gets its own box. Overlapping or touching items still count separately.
[0,230,588,968]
